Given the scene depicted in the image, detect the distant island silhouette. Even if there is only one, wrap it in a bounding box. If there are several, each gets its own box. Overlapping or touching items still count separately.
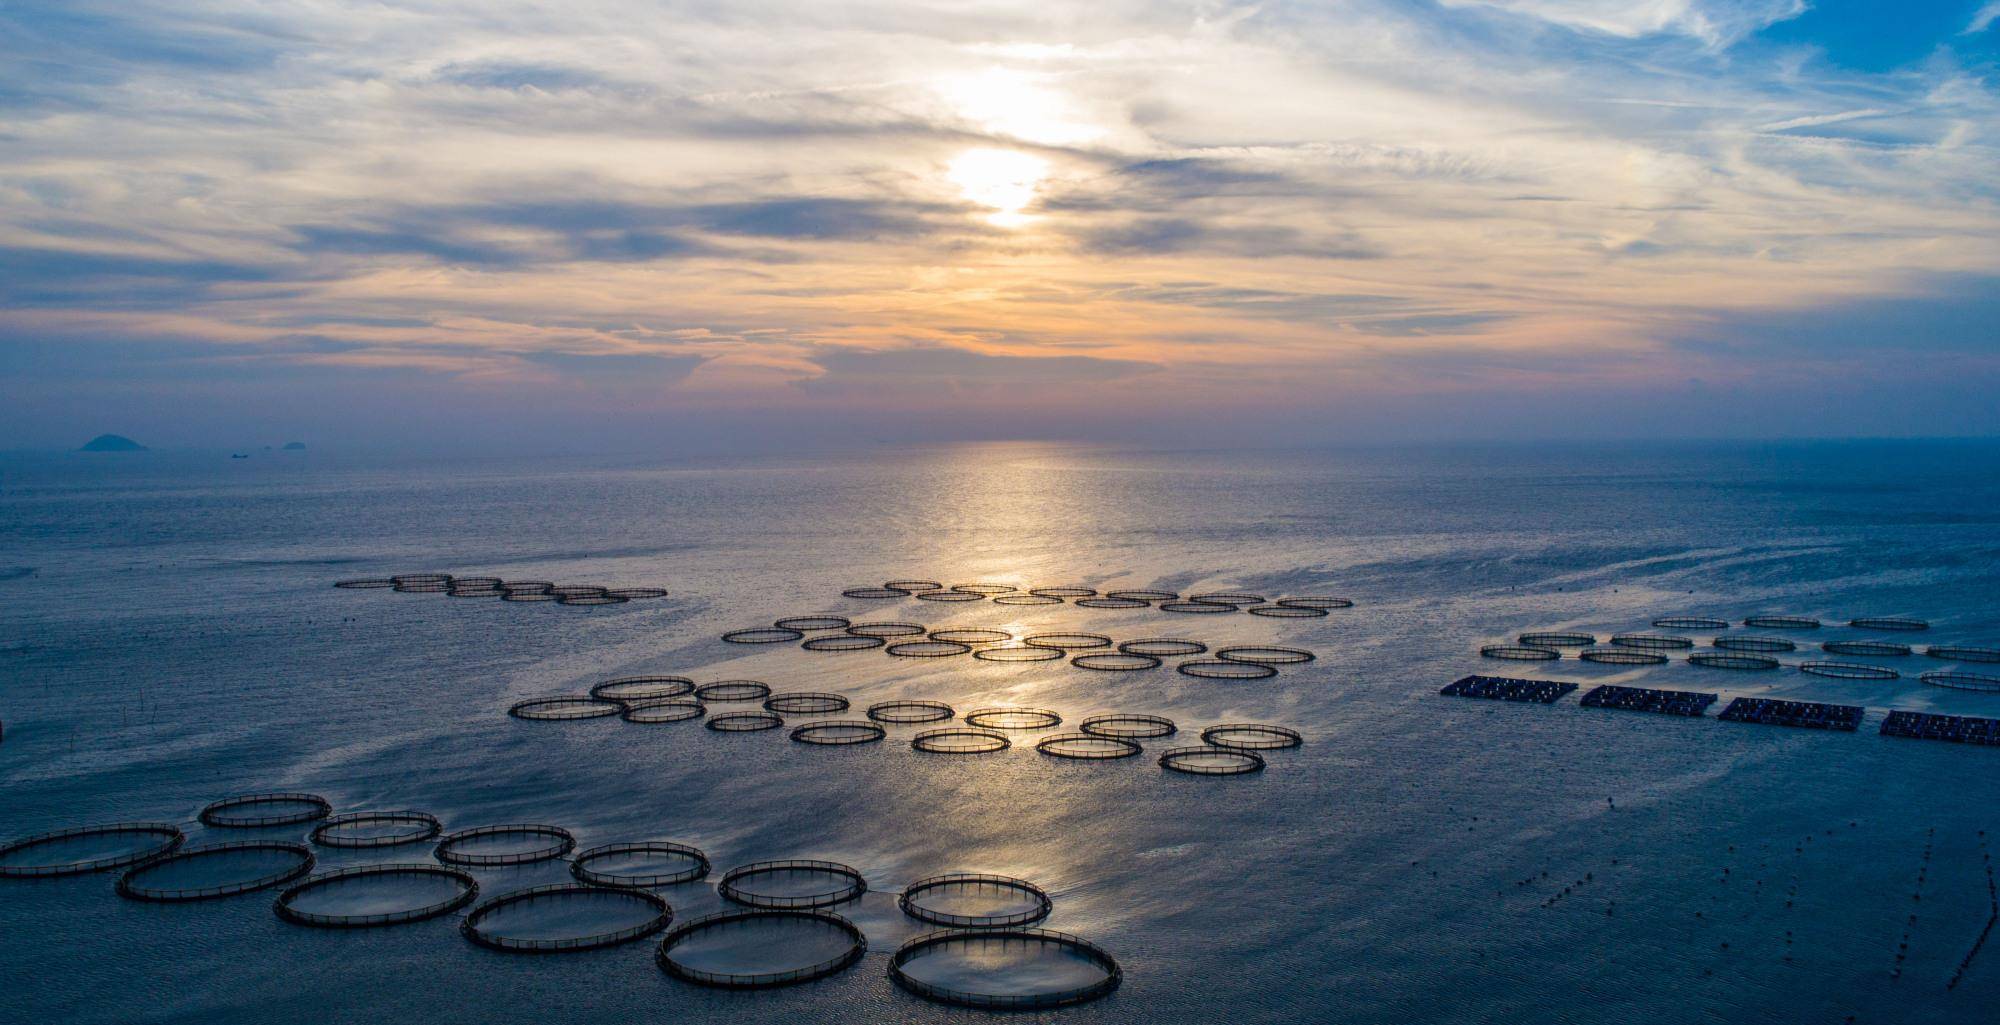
[283,441,306,450]
[79,434,146,452]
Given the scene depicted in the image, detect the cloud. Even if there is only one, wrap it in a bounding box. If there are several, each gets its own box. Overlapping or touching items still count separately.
[797,345,1159,396]
[1970,3,2000,34]
[1437,0,1807,46]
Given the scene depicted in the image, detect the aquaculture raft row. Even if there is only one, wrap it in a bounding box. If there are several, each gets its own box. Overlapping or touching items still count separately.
[1578,685,1718,717]
[1440,675,1577,704]
[1716,697,1863,732]
[1881,711,2000,746]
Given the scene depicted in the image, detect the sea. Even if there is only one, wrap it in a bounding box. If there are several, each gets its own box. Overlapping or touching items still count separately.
[1,439,1997,1024]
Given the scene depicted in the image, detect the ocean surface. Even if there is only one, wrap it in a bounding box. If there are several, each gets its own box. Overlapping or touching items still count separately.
[2,440,1998,1024]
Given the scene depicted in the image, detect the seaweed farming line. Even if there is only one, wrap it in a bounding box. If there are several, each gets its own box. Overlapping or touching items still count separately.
[1947,832,1998,990]
[333,574,668,607]
[836,580,1356,620]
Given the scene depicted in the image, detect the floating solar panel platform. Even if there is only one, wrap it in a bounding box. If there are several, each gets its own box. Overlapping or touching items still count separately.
[1579,685,1718,718]
[1880,711,2000,747]
[1441,675,1576,704]
[1716,697,1863,732]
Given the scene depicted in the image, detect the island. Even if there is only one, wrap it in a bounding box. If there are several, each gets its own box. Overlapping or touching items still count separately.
[78,434,147,452]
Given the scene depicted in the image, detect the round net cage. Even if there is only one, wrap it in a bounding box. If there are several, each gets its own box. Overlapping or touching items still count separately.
[623,699,705,724]
[605,588,669,600]
[1201,724,1303,751]
[1654,617,1728,630]
[1036,732,1143,760]
[452,576,503,587]
[1798,661,1899,681]
[509,696,623,721]
[1744,616,1820,629]
[887,640,974,658]
[1823,640,1911,657]
[447,587,502,599]
[803,635,885,652]
[707,711,783,732]
[1106,590,1177,602]
[1074,597,1148,609]
[1160,601,1237,614]
[1278,596,1354,609]
[889,928,1121,1010]
[1579,649,1668,665]
[1609,634,1694,650]
[885,580,944,594]
[393,581,449,593]
[503,581,555,593]
[656,909,866,988]
[1217,645,1316,666]
[1713,636,1796,653]
[1189,592,1267,606]
[867,700,954,724]
[964,707,1062,731]
[931,628,1011,645]
[503,592,559,602]
[723,628,804,645]
[775,616,850,632]
[1158,746,1265,776]
[1071,653,1161,671]
[1921,671,2000,693]
[1927,646,2000,664]
[1120,638,1207,657]
[434,824,576,867]
[1849,617,1930,631]
[764,692,850,714]
[900,874,1051,929]
[1688,653,1780,671]
[274,864,478,928]
[0,823,184,878]
[842,587,906,599]
[719,860,867,909]
[334,579,395,589]
[558,595,629,606]
[916,591,984,603]
[847,622,926,638]
[696,681,773,702]
[200,792,332,829]
[311,811,442,849]
[1031,587,1097,598]
[461,884,672,953]
[570,840,710,888]
[590,676,696,702]
[950,583,1018,595]
[912,728,1010,754]
[391,574,453,586]
[1022,632,1112,650]
[1248,605,1327,618]
[1481,645,1560,661]
[993,593,1062,605]
[1519,632,1595,648]
[1080,714,1176,739]
[973,645,1065,662]
[1178,660,1279,680]
[116,841,315,902]
[548,585,608,597]
[790,720,887,746]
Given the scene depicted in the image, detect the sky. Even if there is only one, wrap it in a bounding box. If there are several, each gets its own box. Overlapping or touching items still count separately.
[2,1,1997,451]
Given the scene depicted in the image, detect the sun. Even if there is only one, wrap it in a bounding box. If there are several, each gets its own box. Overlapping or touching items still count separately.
[947,148,1050,228]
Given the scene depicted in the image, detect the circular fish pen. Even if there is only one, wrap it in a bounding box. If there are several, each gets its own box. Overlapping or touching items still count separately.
[461,884,671,953]
[622,699,705,724]
[1610,634,1694,650]
[930,628,1011,645]
[1022,632,1112,650]
[391,574,452,586]
[707,711,783,733]
[1071,653,1160,672]
[1074,597,1148,609]
[915,590,983,603]
[605,587,668,600]
[1714,636,1795,653]
[1520,632,1595,648]
[558,595,627,606]
[1031,587,1097,598]
[722,628,804,645]
[334,578,395,589]
[964,707,1062,731]
[1798,661,1899,680]
[548,586,608,598]
[502,592,558,602]
[1178,660,1279,680]
[656,909,866,988]
[952,583,1017,595]
[570,841,710,888]
[842,587,905,599]
[434,824,575,867]
[1036,732,1142,760]
[866,700,954,724]
[1579,649,1668,665]
[1927,646,2000,664]
[199,792,332,829]
[1248,605,1327,618]
[590,676,696,702]
[1201,724,1303,751]
[775,616,850,632]
[764,692,849,714]
[508,696,623,721]
[1850,617,1930,631]
[993,594,1062,605]
[846,621,926,638]
[1190,592,1267,606]
[1921,671,2000,693]
[802,635,885,652]
[912,728,1010,754]
[1278,596,1354,609]
[1106,589,1177,602]
[1688,653,1781,671]
[1080,714,1176,739]
[3,823,185,877]
[115,841,314,902]
[1654,617,1728,630]
[1158,746,1265,775]
[790,721,887,746]
[973,645,1065,662]
[1823,640,1911,657]
[885,580,943,593]
[1120,638,1206,657]
[274,864,478,928]
[311,811,441,849]
[1480,645,1560,661]
[1159,601,1236,614]
[1217,645,1315,665]
[1745,616,1820,629]
[900,874,1051,929]
[695,681,772,702]
[888,928,1120,1009]
[719,860,866,909]
[887,640,974,658]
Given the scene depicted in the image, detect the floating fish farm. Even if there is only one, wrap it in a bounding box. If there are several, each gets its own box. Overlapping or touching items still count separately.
[1716,697,1863,732]
[1880,711,2000,746]
[1440,675,1577,704]
[1578,685,1718,717]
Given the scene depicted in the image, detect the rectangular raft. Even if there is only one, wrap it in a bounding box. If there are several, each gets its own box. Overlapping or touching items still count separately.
[1717,697,1863,732]
[1580,684,1718,717]
[1881,710,2000,746]
[1441,675,1577,704]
